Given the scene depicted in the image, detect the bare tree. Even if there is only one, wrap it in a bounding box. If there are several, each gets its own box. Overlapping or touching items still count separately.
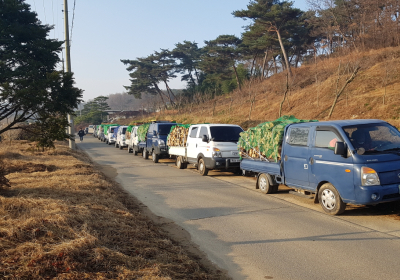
[328,63,360,118]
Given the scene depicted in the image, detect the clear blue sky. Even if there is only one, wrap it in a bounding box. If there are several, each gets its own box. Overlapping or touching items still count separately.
[25,0,309,102]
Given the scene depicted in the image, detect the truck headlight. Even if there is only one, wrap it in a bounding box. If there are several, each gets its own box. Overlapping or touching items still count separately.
[361,167,380,186]
[212,147,222,158]
[158,139,165,146]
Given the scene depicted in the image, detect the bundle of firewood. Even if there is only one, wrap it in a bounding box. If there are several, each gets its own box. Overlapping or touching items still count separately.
[167,125,190,147]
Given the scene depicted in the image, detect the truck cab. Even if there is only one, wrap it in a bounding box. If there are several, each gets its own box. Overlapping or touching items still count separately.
[115,125,128,149]
[186,124,243,175]
[88,125,95,134]
[127,126,139,155]
[105,126,118,145]
[142,121,178,163]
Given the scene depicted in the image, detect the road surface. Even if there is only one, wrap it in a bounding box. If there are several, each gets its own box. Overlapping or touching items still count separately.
[78,135,400,280]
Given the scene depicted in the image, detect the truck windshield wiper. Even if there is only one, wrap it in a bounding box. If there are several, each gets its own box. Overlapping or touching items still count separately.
[380,148,400,154]
[382,147,400,151]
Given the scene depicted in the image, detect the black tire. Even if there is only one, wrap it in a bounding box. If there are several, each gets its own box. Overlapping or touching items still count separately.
[318,183,346,215]
[128,146,133,153]
[257,173,275,194]
[115,142,119,148]
[108,141,112,145]
[134,149,138,156]
[119,143,123,150]
[176,156,184,169]
[152,151,159,163]
[106,140,109,144]
[198,158,208,176]
[143,149,148,159]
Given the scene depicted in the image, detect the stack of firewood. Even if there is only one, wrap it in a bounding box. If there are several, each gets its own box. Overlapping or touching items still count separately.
[167,125,190,147]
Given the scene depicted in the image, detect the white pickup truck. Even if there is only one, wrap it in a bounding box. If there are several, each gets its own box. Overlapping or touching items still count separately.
[127,126,139,155]
[169,124,244,175]
[115,125,128,149]
[105,125,118,145]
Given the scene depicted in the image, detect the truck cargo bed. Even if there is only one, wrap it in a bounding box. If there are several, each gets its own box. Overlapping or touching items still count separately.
[169,146,186,157]
[240,158,282,176]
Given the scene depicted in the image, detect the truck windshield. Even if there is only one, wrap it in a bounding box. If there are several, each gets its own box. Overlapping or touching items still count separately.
[343,123,400,155]
[158,124,175,135]
[210,126,243,142]
[122,127,127,134]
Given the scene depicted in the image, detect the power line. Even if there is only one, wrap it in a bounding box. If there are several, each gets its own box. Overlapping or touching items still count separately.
[70,0,76,43]
[52,0,55,38]
[42,0,47,24]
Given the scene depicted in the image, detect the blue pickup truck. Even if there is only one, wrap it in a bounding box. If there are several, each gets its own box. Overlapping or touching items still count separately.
[240,119,400,215]
[139,121,180,163]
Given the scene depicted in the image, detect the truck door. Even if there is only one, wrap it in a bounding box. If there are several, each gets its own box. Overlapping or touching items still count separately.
[284,126,311,188]
[187,126,200,162]
[146,124,155,149]
[309,127,354,199]
[197,126,210,158]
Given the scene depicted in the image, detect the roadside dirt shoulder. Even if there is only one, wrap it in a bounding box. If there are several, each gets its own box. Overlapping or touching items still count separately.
[0,140,229,279]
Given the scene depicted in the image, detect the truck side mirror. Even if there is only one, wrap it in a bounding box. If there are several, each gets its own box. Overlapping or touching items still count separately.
[334,141,347,157]
[202,135,208,142]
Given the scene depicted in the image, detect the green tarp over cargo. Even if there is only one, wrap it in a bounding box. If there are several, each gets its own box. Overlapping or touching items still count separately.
[126,125,134,133]
[99,124,119,135]
[238,115,318,162]
[125,125,134,140]
[137,123,150,142]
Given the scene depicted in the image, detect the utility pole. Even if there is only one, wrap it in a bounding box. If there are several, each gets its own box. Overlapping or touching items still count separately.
[64,0,75,149]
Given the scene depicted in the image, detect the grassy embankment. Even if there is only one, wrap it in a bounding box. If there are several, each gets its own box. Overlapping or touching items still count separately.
[124,47,400,129]
[0,141,226,279]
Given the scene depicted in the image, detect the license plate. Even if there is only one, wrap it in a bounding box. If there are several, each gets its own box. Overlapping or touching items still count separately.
[230,159,240,163]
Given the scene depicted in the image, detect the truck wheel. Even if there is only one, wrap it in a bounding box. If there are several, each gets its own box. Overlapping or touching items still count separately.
[176,156,184,169]
[134,149,138,156]
[119,143,123,150]
[143,149,148,159]
[128,147,132,153]
[198,158,209,176]
[152,151,159,163]
[318,183,346,215]
[106,140,109,144]
[257,174,275,194]
[115,142,119,148]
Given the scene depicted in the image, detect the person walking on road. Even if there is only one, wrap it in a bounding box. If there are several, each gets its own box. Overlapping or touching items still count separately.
[77,128,85,142]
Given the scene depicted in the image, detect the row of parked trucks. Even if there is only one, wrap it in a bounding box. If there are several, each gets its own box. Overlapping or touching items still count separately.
[89,117,400,215]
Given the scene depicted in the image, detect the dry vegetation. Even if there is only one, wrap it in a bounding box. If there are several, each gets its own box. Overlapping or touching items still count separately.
[0,141,226,279]
[138,47,400,130]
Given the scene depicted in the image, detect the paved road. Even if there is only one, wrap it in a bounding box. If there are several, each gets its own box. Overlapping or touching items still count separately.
[79,136,400,280]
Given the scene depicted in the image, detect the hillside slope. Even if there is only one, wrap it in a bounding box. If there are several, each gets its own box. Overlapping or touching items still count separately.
[142,47,400,129]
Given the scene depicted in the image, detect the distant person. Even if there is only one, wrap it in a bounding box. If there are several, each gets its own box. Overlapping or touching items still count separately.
[77,128,85,142]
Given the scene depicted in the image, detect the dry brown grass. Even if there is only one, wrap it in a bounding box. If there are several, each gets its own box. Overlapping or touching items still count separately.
[140,46,400,130]
[0,141,225,279]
